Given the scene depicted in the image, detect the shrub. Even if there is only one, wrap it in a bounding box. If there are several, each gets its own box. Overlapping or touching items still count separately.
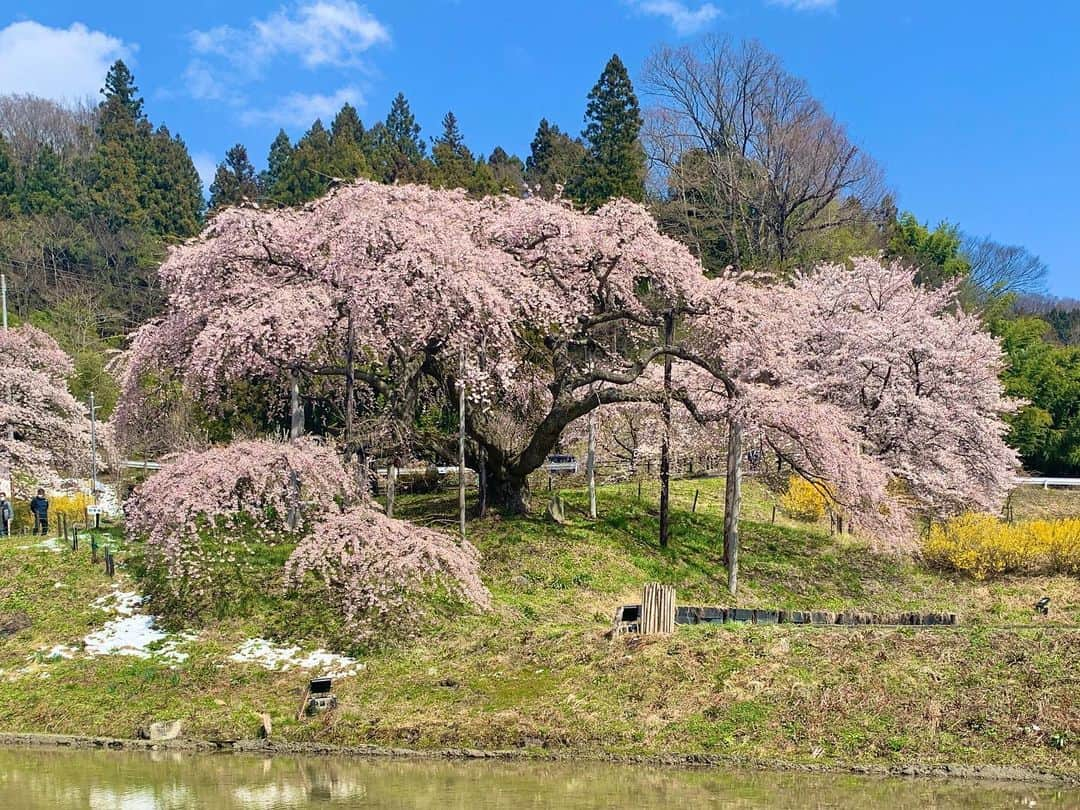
[924,513,1080,579]
[10,491,92,533]
[125,438,488,642]
[779,475,828,522]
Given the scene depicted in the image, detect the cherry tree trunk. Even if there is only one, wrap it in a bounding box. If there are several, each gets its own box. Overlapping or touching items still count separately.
[485,469,530,514]
[723,417,743,596]
[289,375,304,439]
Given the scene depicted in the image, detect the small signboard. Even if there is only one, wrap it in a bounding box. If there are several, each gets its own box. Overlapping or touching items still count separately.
[86,505,104,516]
[545,454,578,474]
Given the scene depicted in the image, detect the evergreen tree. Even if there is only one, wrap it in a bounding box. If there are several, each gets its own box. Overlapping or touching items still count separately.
[431,111,474,190]
[327,104,369,182]
[575,54,646,206]
[885,212,970,288]
[86,138,145,231]
[19,145,72,215]
[98,60,145,139]
[524,119,585,200]
[0,135,20,215]
[274,120,333,204]
[487,147,526,196]
[330,103,365,146]
[209,143,261,211]
[375,92,427,183]
[145,127,203,236]
[261,130,294,199]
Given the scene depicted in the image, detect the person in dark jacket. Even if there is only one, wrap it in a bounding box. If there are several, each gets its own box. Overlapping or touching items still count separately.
[29,489,48,536]
[0,494,11,537]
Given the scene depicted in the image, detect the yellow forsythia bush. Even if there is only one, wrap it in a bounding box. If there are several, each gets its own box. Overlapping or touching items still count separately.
[924,513,1080,579]
[10,491,93,533]
[779,475,828,522]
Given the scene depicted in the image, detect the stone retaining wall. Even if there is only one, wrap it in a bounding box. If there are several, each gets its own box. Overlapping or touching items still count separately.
[674,606,958,626]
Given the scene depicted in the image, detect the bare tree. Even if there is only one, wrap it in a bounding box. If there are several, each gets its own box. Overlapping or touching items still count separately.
[642,36,884,270]
[963,235,1048,297]
[0,94,98,166]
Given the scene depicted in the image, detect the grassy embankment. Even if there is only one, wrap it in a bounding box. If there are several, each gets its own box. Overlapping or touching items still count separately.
[0,476,1076,775]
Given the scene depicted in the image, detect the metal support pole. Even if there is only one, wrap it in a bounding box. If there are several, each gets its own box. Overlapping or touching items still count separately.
[458,348,466,542]
[89,392,98,501]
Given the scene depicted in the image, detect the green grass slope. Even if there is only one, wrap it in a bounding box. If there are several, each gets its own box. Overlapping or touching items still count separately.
[0,477,1076,775]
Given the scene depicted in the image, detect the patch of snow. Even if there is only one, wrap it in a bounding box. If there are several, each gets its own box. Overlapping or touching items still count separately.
[229,638,363,679]
[45,645,76,660]
[93,483,123,518]
[83,615,191,662]
[18,537,63,553]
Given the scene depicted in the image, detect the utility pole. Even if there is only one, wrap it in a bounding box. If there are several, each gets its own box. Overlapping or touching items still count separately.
[1,273,7,331]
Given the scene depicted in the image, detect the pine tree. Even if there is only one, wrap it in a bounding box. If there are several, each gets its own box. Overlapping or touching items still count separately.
[575,54,646,207]
[274,120,333,204]
[209,144,261,211]
[19,145,72,215]
[488,147,526,196]
[525,119,585,200]
[330,103,365,146]
[432,111,474,190]
[377,92,426,183]
[328,104,369,182]
[261,130,294,199]
[98,60,145,139]
[144,127,203,236]
[0,135,20,215]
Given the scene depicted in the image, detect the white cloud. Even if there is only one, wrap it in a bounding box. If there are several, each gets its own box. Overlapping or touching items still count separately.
[240,86,362,127]
[185,1,388,126]
[190,0,390,76]
[626,1,723,35]
[768,0,837,11]
[0,20,133,102]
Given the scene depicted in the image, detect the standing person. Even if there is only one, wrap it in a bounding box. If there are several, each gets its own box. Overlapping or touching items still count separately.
[0,494,11,537]
[29,489,49,536]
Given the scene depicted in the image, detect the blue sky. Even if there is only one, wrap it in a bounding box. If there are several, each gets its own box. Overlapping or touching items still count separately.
[2,1,1079,296]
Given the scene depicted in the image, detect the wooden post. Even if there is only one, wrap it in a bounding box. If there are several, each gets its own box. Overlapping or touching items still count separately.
[640,583,675,635]
[692,489,699,513]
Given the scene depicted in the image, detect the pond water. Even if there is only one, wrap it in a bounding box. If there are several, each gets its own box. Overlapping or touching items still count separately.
[0,748,1075,809]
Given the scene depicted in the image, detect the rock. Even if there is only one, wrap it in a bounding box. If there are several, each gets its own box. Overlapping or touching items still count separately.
[147,720,183,741]
[546,495,567,524]
[0,613,31,637]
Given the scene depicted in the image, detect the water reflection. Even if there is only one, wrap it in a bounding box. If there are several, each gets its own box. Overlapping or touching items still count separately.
[0,747,1073,809]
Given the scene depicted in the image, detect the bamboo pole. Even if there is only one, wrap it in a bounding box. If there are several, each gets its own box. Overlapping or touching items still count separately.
[640,583,675,635]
